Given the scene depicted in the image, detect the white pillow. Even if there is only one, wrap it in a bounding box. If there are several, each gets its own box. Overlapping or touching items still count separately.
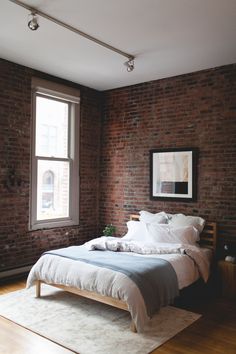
[147,223,200,245]
[139,210,168,224]
[122,221,150,242]
[168,214,205,233]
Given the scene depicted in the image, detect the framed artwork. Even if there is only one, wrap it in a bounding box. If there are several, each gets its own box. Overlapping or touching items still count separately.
[150,148,197,202]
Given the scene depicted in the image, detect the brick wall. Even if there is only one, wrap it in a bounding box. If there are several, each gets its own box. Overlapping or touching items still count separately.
[0,59,102,271]
[100,64,236,244]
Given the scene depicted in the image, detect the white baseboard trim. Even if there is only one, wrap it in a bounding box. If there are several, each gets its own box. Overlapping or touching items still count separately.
[0,265,32,279]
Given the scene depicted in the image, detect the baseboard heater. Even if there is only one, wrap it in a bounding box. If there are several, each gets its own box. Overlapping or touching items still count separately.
[0,264,33,279]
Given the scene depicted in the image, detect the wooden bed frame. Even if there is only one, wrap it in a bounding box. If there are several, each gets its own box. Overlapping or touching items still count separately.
[35,215,217,333]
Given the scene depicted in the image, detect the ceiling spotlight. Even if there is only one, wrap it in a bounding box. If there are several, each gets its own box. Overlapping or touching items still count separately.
[28,12,39,31]
[124,59,135,72]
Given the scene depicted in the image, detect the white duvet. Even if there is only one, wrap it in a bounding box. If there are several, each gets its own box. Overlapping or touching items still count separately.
[27,240,211,332]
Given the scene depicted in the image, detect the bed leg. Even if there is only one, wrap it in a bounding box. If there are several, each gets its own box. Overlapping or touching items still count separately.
[36,280,41,298]
[130,320,137,333]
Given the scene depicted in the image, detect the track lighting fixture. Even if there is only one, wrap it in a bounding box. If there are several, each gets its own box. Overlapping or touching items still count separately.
[28,12,39,31]
[9,0,135,72]
[124,59,135,72]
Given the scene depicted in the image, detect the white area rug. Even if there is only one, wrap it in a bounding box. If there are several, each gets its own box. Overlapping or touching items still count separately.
[0,284,201,354]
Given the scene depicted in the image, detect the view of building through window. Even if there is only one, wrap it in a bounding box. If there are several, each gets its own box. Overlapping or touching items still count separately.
[42,170,54,209]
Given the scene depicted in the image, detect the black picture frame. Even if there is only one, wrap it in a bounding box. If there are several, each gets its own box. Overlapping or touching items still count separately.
[150,147,198,202]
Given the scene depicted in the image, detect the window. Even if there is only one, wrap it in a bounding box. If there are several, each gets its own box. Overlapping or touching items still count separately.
[31,78,80,230]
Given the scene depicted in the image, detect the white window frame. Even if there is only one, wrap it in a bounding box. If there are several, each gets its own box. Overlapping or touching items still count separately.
[30,78,80,230]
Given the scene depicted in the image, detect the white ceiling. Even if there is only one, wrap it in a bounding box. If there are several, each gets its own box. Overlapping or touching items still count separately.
[0,0,236,91]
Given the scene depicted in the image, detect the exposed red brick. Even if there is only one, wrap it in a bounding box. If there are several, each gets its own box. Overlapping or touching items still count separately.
[0,59,101,271]
[100,64,236,246]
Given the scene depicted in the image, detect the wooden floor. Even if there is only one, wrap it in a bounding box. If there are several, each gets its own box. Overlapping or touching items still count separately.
[0,278,235,354]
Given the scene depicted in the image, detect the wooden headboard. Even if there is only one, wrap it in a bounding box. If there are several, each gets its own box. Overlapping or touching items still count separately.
[130,214,217,253]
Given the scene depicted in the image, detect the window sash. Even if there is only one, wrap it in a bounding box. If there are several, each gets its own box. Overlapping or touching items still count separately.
[35,94,70,159]
[36,158,71,222]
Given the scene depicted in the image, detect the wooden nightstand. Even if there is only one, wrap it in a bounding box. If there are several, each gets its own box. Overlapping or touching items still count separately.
[218,260,236,299]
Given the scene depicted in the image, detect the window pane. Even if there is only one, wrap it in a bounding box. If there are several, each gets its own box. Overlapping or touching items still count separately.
[37,160,70,220]
[36,96,68,158]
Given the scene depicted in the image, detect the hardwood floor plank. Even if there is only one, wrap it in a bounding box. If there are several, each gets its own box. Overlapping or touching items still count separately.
[0,316,75,354]
[0,279,26,295]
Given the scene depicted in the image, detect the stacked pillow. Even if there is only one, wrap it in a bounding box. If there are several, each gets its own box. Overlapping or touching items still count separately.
[139,210,168,224]
[140,210,205,233]
[147,223,200,244]
[123,220,150,243]
[167,213,205,233]
[123,210,205,245]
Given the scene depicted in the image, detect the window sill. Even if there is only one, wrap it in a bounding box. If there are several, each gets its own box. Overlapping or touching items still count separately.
[30,219,79,231]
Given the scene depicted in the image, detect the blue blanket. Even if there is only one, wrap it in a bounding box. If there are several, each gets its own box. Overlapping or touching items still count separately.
[44,246,179,317]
